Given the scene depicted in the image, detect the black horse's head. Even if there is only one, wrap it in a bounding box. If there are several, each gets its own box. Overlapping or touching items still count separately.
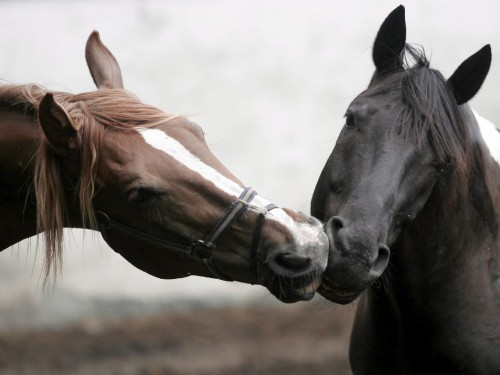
[312,5,492,304]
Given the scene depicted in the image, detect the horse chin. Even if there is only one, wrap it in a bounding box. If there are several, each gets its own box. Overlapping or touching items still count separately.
[317,275,362,305]
[270,289,316,304]
[266,274,323,303]
[318,288,360,305]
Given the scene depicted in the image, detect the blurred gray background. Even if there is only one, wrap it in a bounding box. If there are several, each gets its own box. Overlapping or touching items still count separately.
[0,0,498,332]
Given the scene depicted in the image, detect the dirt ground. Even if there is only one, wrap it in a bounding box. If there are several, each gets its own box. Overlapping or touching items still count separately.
[0,304,354,375]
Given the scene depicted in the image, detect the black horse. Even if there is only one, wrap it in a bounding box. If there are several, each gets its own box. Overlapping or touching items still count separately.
[312,5,500,374]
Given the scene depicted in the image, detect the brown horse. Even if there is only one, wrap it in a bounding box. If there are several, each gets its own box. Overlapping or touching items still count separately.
[0,31,328,303]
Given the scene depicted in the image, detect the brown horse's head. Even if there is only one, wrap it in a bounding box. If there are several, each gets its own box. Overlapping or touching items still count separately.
[33,31,328,302]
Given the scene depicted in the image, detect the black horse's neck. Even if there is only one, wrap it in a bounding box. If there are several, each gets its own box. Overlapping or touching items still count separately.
[393,107,500,293]
[367,107,500,370]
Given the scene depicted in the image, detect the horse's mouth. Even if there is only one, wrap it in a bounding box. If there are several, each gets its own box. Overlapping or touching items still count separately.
[269,275,323,303]
[318,275,360,304]
[294,275,323,296]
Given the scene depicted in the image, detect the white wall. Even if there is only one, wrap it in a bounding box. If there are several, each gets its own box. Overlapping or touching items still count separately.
[1,0,498,329]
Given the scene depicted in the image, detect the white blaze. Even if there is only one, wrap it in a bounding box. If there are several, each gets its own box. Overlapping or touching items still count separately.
[138,128,324,247]
[473,109,500,165]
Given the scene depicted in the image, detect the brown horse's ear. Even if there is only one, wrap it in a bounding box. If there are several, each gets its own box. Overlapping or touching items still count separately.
[447,45,492,105]
[38,93,81,157]
[373,5,406,74]
[85,30,124,90]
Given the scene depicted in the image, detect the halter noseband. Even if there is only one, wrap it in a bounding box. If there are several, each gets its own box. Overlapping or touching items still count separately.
[96,187,277,281]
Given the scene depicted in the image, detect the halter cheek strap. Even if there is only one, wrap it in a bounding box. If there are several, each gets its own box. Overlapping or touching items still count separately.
[191,187,257,280]
[96,187,275,282]
[249,203,277,277]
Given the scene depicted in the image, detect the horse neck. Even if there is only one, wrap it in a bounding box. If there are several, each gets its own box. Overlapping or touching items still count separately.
[387,105,500,318]
[0,107,82,251]
[357,108,500,367]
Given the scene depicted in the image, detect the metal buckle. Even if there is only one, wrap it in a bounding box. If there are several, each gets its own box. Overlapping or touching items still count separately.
[191,240,216,260]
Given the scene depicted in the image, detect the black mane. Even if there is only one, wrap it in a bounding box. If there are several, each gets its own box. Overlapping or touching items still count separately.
[365,44,472,183]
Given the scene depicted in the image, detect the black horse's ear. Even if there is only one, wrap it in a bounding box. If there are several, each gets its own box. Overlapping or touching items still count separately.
[373,5,406,73]
[447,45,492,105]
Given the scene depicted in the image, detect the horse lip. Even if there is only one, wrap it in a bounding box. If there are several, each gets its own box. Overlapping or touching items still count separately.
[291,291,316,302]
[274,290,315,303]
[318,275,360,304]
[293,275,323,296]
[267,275,322,303]
[318,287,359,304]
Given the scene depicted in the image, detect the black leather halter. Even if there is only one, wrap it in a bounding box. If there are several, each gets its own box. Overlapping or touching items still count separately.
[96,187,277,281]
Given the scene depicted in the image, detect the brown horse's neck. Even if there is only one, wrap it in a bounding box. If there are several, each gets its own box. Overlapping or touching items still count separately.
[0,107,39,249]
[0,107,82,251]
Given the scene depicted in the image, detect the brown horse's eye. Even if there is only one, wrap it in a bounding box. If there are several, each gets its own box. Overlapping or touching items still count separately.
[129,187,158,205]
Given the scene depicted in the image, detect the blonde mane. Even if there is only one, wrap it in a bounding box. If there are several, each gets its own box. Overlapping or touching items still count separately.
[0,83,174,280]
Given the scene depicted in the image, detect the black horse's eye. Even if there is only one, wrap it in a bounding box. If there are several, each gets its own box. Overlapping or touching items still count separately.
[129,187,158,205]
[345,112,355,128]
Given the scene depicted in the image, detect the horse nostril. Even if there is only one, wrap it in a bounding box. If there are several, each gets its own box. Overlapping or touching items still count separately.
[274,252,312,270]
[326,216,350,255]
[331,216,344,231]
[369,244,390,278]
